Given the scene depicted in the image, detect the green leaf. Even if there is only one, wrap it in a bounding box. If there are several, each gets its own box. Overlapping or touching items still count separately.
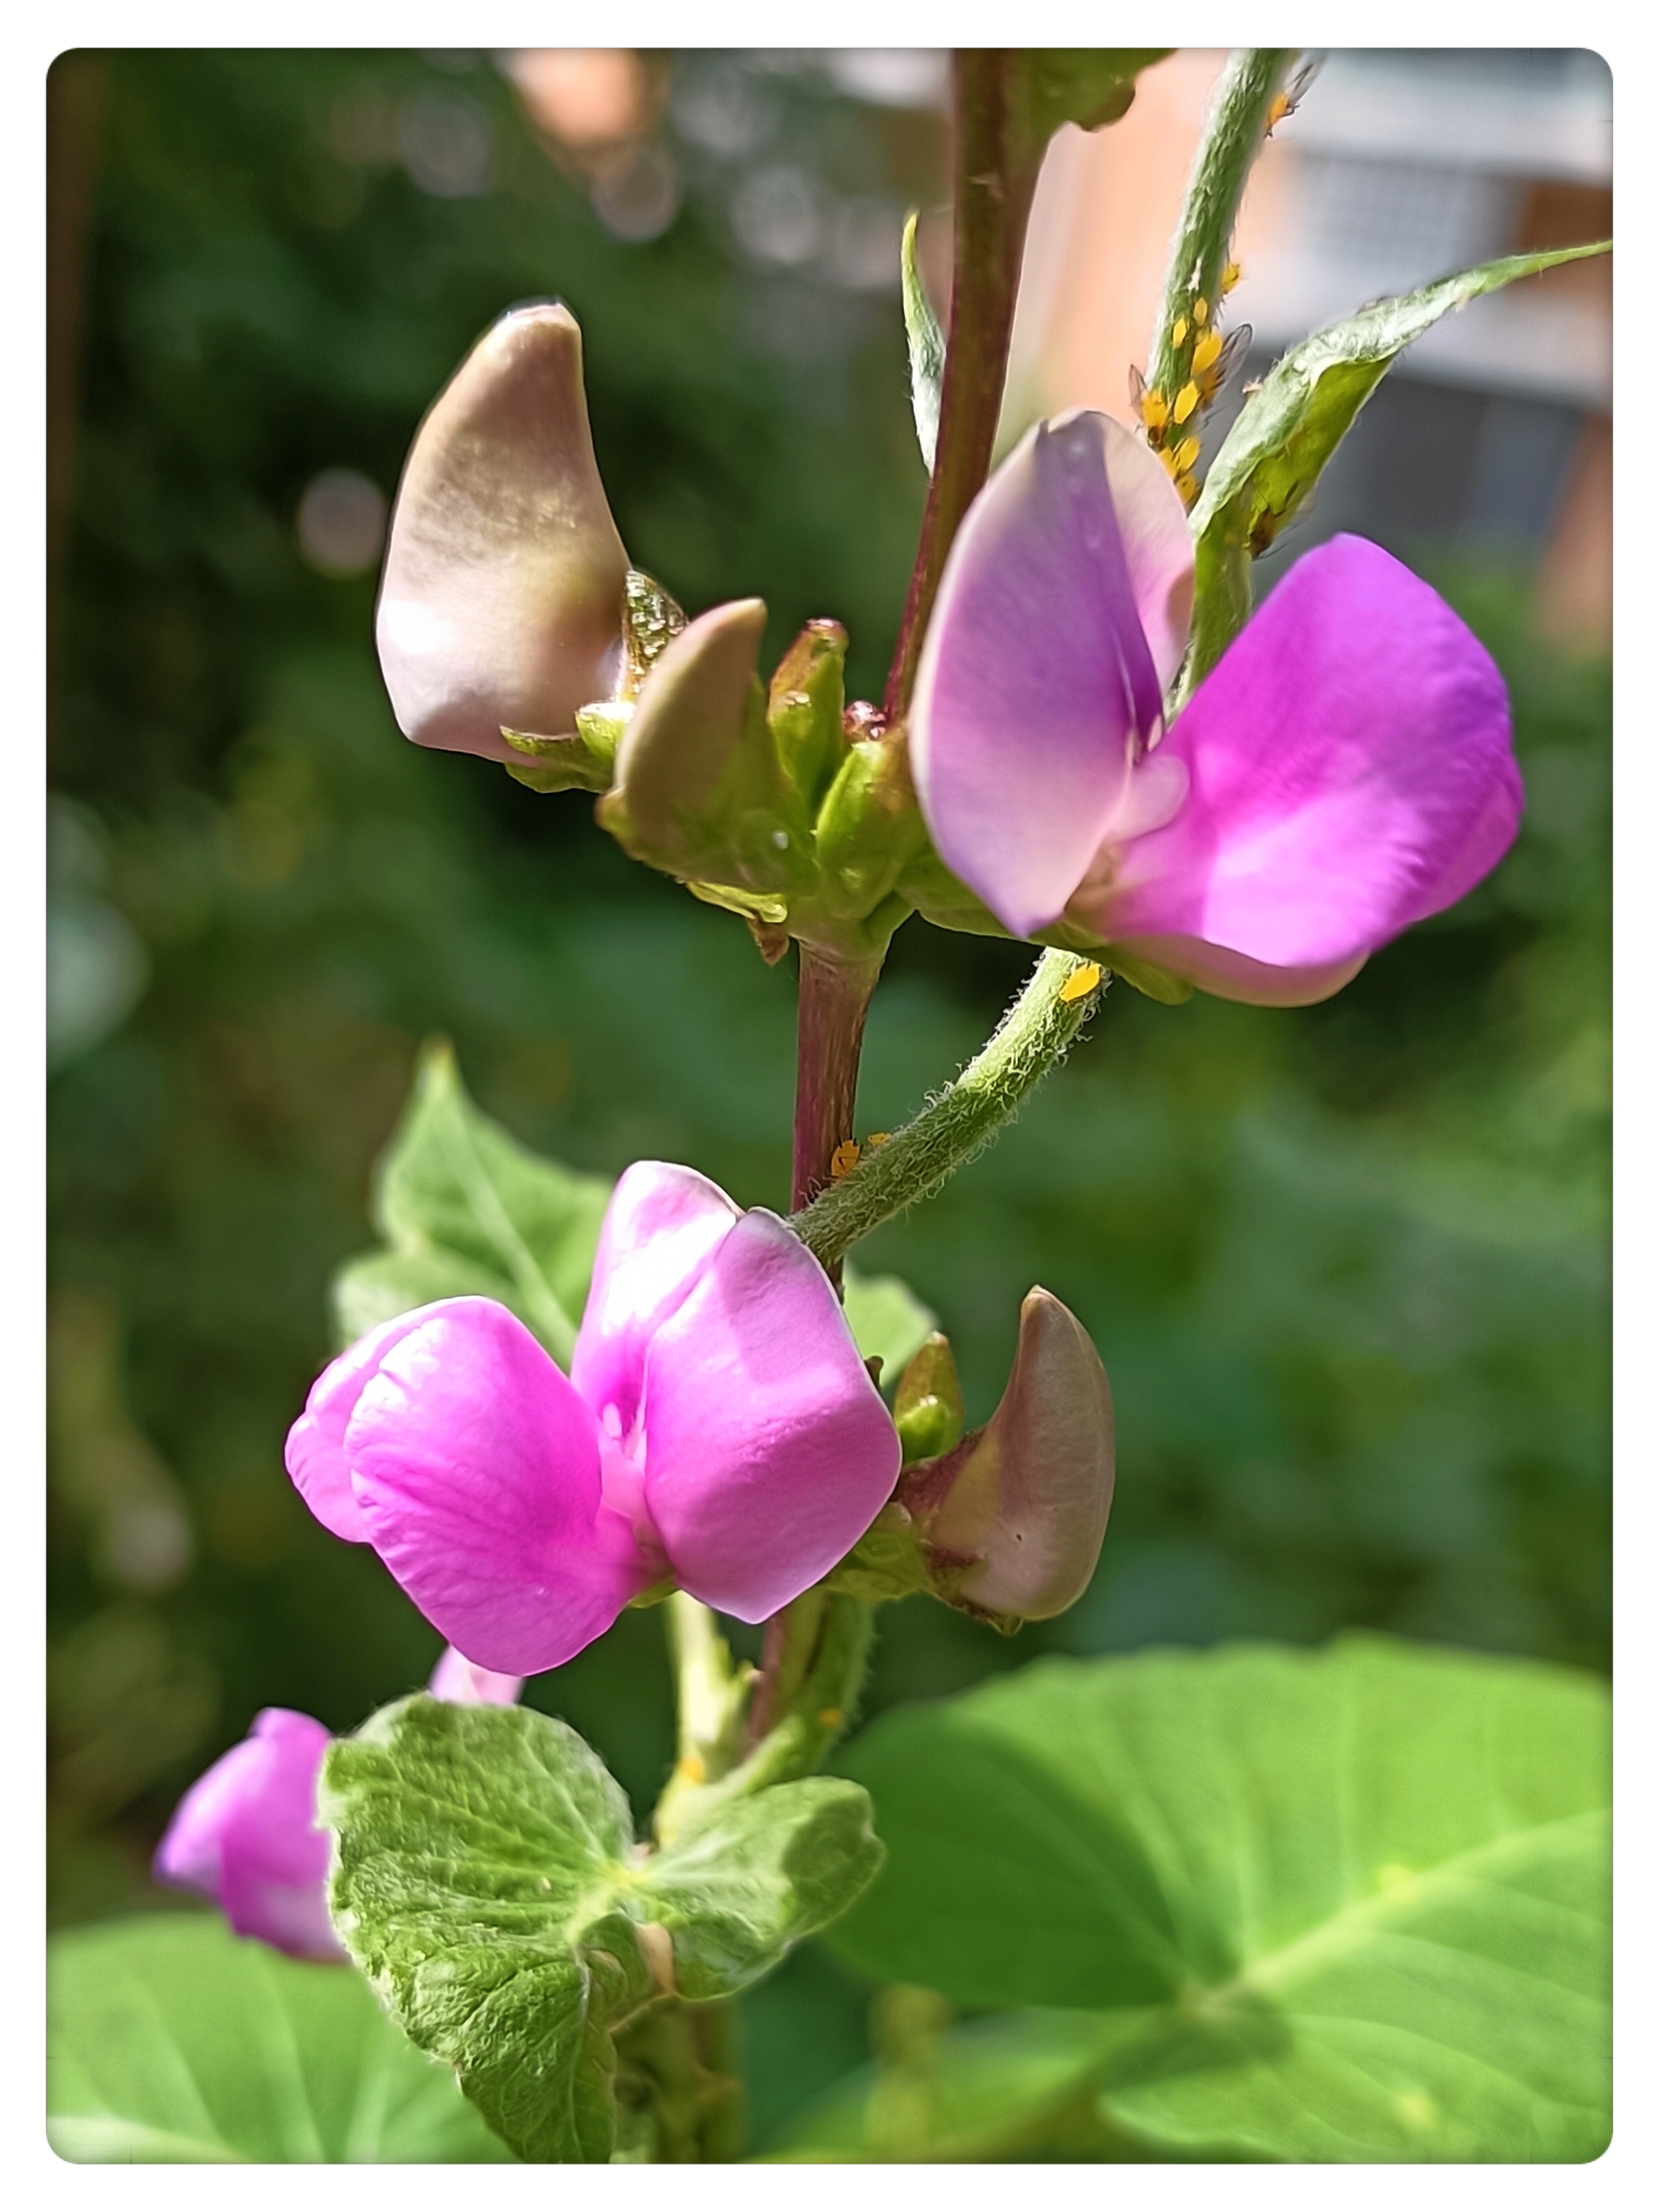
[332,1039,612,1366]
[842,1263,937,1386]
[634,1781,884,2001]
[831,1637,1611,2163]
[1014,50,1171,148]
[899,213,944,472]
[48,1913,516,2163]
[1185,240,1612,688]
[322,1696,883,2162]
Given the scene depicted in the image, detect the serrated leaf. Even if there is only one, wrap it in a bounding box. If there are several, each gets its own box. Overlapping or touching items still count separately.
[635,1781,884,2001]
[322,1696,882,2162]
[831,1637,1610,2163]
[900,213,944,472]
[332,1040,612,1366]
[322,1697,646,2164]
[48,1913,516,2164]
[842,1264,936,1386]
[1186,241,1611,686]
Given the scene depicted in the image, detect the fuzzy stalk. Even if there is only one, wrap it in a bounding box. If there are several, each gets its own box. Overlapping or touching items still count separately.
[791,950,1107,1275]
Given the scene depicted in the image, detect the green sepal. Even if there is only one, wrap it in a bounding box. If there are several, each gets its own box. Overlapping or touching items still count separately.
[331,1038,611,1368]
[321,1696,884,2164]
[1185,238,1612,690]
[1098,947,1194,1006]
[813,737,929,924]
[499,700,631,795]
[900,212,945,472]
[824,1501,934,1605]
[768,618,849,815]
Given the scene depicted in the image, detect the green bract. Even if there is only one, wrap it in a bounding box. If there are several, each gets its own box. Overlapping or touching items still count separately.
[48,1914,516,2164]
[828,1637,1611,2163]
[321,1695,883,2163]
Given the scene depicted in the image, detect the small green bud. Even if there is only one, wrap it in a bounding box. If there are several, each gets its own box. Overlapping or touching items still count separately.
[600,599,812,892]
[894,1332,965,1464]
[908,1288,1114,1626]
[768,619,849,813]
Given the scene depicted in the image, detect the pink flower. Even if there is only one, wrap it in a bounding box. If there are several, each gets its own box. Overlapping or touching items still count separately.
[152,1654,525,1959]
[910,410,1523,1006]
[285,1163,901,1674]
[152,1710,343,1961]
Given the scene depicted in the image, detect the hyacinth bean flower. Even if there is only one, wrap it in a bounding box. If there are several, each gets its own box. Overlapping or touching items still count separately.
[910,409,1523,1006]
[376,301,630,762]
[152,1650,517,1960]
[284,1163,901,1675]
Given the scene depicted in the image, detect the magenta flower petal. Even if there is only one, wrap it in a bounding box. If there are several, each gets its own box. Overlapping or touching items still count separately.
[346,1298,650,1675]
[570,1161,741,1444]
[911,410,1194,937]
[154,1710,343,1962]
[1088,536,1521,1005]
[284,1310,436,1544]
[428,1646,525,1705]
[639,1210,900,1621]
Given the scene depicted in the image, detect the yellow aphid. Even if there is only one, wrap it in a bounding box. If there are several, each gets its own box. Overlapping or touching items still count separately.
[818,1707,845,1729]
[1140,388,1169,432]
[1060,962,1104,1005]
[1220,260,1242,295]
[1192,297,1209,326]
[1158,447,1180,478]
[1171,316,1188,347]
[1192,329,1223,374]
[1172,435,1201,474]
[1173,381,1201,424]
[830,1139,861,1179]
[1175,471,1199,509]
[1266,90,1291,132]
[865,1130,891,1150]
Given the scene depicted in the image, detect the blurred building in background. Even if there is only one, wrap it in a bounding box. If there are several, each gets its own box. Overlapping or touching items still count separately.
[1013,48,1611,645]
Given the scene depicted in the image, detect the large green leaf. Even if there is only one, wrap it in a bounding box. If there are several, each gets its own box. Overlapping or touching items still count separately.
[332,1039,612,1365]
[831,1637,1611,2162]
[48,1913,516,2163]
[322,1696,882,2163]
[1185,240,1612,686]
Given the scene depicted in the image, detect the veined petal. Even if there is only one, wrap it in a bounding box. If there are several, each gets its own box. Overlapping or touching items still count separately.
[376,302,630,762]
[911,412,1192,938]
[284,1309,435,1543]
[570,1161,741,1442]
[639,1210,901,1621]
[1082,536,1520,1005]
[154,1710,343,1963]
[345,1298,649,1675]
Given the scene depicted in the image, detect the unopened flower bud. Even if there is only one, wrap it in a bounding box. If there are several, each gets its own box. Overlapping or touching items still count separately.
[376,302,630,763]
[893,1332,965,1464]
[768,619,848,814]
[601,599,811,892]
[912,1288,1113,1624]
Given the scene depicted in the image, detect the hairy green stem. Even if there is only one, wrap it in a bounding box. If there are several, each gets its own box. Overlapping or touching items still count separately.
[1144,48,1294,403]
[790,950,1107,1274]
[882,50,1040,725]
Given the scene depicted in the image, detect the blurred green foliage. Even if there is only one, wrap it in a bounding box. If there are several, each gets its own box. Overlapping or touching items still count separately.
[48,49,1607,2150]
